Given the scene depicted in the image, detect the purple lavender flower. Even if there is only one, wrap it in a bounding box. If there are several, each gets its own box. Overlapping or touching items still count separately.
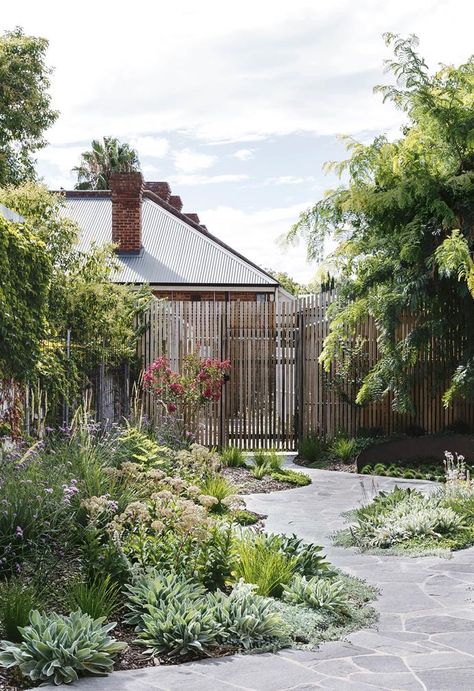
[44,487,54,494]
[15,526,23,538]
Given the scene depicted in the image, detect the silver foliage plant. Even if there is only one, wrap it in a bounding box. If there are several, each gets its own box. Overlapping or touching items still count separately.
[0,610,126,685]
[282,575,350,613]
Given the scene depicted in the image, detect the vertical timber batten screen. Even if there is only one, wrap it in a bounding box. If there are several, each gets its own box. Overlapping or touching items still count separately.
[139,295,474,449]
[139,299,296,449]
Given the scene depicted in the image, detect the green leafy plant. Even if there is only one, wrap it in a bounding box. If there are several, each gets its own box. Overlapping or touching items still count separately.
[283,575,350,613]
[232,533,296,597]
[199,475,237,514]
[0,581,40,642]
[298,435,326,463]
[115,425,168,469]
[136,599,220,658]
[221,447,247,468]
[0,609,126,685]
[330,437,357,464]
[231,509,260,526]
[271,469,311,486]
[209,581,285,649]
[253,449,283,471]
[271,534,334,578]
[66,575,121,620]
[124,570,205,630]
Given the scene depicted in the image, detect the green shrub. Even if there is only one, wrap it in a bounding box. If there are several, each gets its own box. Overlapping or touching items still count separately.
[232,533,296,597]
[0,581,40,642]
[360,465,372,474]
[298,435,326,463]
[115,425,167,469]
[253,449,283,471]
[209,581,285,649]
[270,534,334,578]
[232,509,260,526]
[283,575,350,613]
[271,469,311,486]
[196,524,235,591]
[200,475,237,514]
[347,488,465,549]
[0,609,126,685]
[124,569,204,630]
[67,575,121,620]
[136,599,220,658]
[330,437,357,463]
[220,447,247,468]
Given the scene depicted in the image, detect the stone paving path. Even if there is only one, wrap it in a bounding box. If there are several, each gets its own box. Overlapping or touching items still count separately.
[72,461,474,690]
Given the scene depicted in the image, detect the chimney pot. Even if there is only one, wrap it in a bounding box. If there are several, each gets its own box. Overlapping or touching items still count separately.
[168,195,183,212]
[110,172,144,254]
[146,181,171,202]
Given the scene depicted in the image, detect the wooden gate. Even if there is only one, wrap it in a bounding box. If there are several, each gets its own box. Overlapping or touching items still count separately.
[139,299,298,449]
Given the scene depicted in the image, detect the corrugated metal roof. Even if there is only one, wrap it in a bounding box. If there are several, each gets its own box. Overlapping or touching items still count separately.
[0,204,24,223]
[61,196,277,286]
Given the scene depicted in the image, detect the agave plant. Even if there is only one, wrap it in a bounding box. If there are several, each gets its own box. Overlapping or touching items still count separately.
[0,609,126,685]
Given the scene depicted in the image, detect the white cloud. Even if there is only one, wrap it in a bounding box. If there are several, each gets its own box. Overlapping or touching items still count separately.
[36,145,85,175]
[202,203,316,282]
[233,148,254,161]
[173,148,216,173]
[169,173,249,186]
[130,136,169,158]
[6,0,472,147]
[262,175,316,185]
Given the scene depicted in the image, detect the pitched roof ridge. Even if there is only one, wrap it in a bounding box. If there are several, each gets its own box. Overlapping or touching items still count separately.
[142,189,278,286]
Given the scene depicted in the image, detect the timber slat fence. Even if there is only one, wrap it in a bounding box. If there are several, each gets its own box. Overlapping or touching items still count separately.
[139,293,474,450]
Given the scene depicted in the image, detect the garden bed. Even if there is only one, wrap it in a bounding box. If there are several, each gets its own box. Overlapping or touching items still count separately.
[334,453,474,556]
[0,422,374,689]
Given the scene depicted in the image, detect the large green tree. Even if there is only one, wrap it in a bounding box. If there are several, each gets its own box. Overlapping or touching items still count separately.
[73,137,140,189]
[288,34,474,412]
[0,28,58,186]
[0,184,151,412]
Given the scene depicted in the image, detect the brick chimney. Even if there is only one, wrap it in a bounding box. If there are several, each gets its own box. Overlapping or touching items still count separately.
[185,212,200,224]
[145,181,171,203]
[168,195,183,212]
[110,172,144,254]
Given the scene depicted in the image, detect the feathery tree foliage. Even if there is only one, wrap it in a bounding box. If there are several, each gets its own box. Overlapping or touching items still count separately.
[288,34,474,412]
[0,28,58,187]
[73,137,140,190]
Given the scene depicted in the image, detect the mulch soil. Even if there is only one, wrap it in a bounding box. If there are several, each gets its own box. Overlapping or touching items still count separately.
[221,466,299,494]
[294,456,357,474]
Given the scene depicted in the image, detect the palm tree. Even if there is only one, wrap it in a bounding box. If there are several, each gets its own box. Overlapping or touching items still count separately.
[73,137,140,190]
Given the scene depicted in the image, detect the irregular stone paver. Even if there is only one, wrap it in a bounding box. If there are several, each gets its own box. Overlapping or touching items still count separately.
[68,461,474,690]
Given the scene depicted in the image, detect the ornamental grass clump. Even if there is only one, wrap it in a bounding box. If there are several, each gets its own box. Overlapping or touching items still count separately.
[221,446,247,468]
[199,475,239,514]
[0,609,126,685]
[66,575,122,620]
[232,533,296,597]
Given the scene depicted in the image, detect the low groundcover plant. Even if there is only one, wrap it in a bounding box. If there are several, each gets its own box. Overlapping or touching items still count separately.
[336,451,474,554]
[0,609,126,685]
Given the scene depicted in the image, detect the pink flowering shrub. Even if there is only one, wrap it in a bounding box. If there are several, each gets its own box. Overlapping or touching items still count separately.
[143,354,231,415]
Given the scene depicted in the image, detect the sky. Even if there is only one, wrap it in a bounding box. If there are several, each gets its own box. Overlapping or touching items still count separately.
[3,0,474,282]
